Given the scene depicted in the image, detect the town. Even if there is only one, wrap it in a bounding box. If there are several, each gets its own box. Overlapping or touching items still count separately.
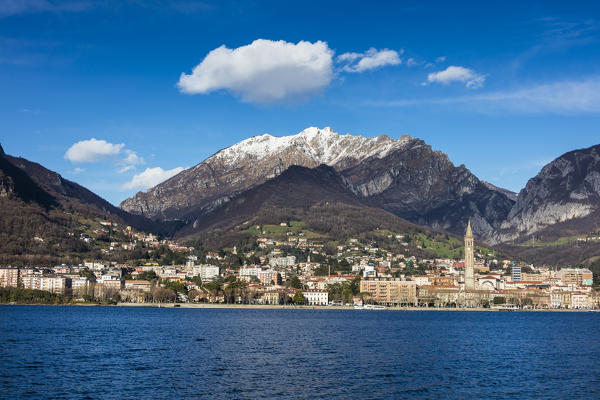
[1,219,598,310]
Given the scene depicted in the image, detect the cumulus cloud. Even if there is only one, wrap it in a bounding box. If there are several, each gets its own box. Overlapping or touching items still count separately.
[122,166,185,190]
[64,138,124,163]
[427,65,485,88]
[65,138,145,173]
[338,48,402,73]
[122,149,144,165]
[177,39,334,103]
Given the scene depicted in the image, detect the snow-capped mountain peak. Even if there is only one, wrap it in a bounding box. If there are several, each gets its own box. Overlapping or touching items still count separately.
[214,126,412,166]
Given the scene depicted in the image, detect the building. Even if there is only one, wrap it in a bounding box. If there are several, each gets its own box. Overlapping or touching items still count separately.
[0,268,19,288]
[193,264,220,282]
[571,293,592,309]
[24,276,68,294]
[558,268,593,287]
[71,277,90,296]
[302,289,329,306]
[22,275,41,290]
[512,265,522,282]
[360,278,417,306]
[259,270,281,285]
[270,255,296,268]
[102,279,122,291]
[124,280,152,292]
[239,266,262,280]
[464,220,475,291]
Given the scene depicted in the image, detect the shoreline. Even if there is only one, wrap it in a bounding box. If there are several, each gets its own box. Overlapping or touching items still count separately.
[1,302,595,312]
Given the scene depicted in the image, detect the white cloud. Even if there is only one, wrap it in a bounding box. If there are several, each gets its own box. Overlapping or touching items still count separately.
[122,149,144,165]
[118,165,135,174]
[177,39,334,103]
[73,167,85,174]
[64,138,124,163]
[406,57,419,67]
[65,138,146,169]
[367,77,600,114]
[472,77,600,113]
[122,166,185,191]
[435,56,446,63]
[427,65,485,88]
[338,48,402,73]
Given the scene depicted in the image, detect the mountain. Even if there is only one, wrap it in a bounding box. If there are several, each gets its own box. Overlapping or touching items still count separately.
[121,127,515,239]
[176,164,464,259]
[3,154,178,235]
[0,147,180,265]
[483,181,518,201]
[340,137,515,239]
[494,144,600,244]
[120,127,412,220]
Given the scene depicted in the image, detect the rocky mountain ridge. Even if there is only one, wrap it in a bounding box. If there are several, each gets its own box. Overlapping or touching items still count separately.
[120,127,415,220]
[493,144,600,244]
[120,127,515,239]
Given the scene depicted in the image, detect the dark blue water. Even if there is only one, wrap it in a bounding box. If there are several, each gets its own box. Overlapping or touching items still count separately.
[1,306,599,399]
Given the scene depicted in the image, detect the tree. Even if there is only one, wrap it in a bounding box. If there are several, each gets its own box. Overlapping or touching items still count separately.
[152,287,176,303]
[187,289,201,302]
[290,275,302,289]
[137,270,158,281]
[493,296,506,305]
[190,275,202,287]
[162,280,187,295]
[293,291,306,305]
[342,288,353,304]
[358,291,372,305]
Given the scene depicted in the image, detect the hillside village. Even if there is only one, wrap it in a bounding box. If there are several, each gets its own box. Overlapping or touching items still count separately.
[1,219,598,309]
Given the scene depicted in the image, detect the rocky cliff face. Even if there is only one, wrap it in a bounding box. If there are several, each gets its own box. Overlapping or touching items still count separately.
[120,127,515,238]
[494,144,600,243]
[341,139,515,238]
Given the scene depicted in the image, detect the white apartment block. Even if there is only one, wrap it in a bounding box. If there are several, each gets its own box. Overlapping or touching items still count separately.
[23,275,67,294]
[302,290,329,306]
[0,268,19,288]
[193,264,220,281]
[239,267,262,278]
[71,277,90,295]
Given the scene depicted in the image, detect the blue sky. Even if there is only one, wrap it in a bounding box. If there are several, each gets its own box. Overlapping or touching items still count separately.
[1,0,600,205]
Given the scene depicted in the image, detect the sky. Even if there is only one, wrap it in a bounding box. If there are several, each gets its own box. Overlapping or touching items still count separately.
[1,0,600,205]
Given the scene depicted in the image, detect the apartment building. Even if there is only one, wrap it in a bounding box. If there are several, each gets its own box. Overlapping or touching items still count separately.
[360,278,417,306]
[0,268,19,288]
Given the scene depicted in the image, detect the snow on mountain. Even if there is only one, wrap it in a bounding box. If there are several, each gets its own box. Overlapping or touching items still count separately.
[120,127,415,220]
[211,126,412,167]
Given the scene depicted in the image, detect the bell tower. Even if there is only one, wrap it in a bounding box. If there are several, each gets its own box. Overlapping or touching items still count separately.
[464,219,475,291]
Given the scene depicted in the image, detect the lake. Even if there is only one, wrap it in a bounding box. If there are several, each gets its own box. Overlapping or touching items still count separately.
[1,306,599,399]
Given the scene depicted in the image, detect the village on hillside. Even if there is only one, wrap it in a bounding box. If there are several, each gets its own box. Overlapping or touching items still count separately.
[1,219,598,309]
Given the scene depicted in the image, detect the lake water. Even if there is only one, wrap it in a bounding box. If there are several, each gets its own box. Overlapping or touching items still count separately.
[1,306,599,399]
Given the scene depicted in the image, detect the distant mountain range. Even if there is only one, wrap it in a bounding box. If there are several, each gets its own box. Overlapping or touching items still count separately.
[121,127,600,263]
[2,127,599,266]
[120,127,516,241]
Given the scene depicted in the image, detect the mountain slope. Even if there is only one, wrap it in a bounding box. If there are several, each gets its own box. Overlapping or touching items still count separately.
[121,127,515,239]
[4,154,179,235]
[175,164,446,253]
[340,138,515,239]
[120,127,413,220]
[0,147,181,265]
[495,144,600,244]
